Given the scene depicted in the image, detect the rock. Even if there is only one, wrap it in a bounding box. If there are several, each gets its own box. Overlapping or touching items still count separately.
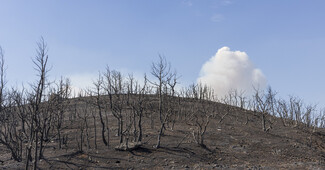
[214,164,223,168]
[115,142,142,151]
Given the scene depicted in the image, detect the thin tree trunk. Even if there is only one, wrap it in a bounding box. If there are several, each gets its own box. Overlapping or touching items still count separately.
[138,114,142,142]
[39,130,44,159]
[58,128,61,149]
[34,131,38,170]
[85,120,90,151]
[262,113,266,131]
[98,109,108,146]
[119,118,123,144]
[133,110,137,142]
[93,116,97,149]
[106,127,109,148]
[25,145,32,170]
[156,122,165,148]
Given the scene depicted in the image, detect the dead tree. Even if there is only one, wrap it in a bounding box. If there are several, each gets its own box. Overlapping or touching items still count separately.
[288,96,303,126]
[191,113,212,147]
[155,83,179,148]
[93,73,109,147]
[0,99,24,162]
[25,37,50,170]
[0,87,25,162]
[148,56,178,148]
[77,101,91,151]
[76,108,86,152]
[0,47,24,162]
[0,47,5,109]
[51,78,71,149]
[90,104,98,150]
[253,86,276,132]
[127,74,148,143]
[303,104,316,128]
[167,73,181,131]
[276,99,290,127]
[155,94,174,148]
[148,56,173,123]
[186,84,216,147]
[103,68,127,144]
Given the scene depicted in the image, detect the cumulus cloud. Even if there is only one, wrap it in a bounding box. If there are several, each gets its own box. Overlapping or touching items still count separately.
[197,47,267,98]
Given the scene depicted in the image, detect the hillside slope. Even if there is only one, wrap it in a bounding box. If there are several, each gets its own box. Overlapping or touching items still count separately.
[1,95,325,169]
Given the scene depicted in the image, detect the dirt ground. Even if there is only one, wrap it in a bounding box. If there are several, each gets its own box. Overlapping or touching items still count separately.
[1,97,325,169]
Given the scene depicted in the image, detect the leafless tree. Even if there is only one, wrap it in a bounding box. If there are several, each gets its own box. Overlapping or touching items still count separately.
[148,56,173,123]
[127,74,148,143]
[288,96,303,127]
[24,37,50,170]
[276,99,290,126]
[78,101,92,151]
[76,108,86,152]
[90,103,98,150]
[185,84,216,147]
[93,73,109,147]
[0,47,24,162]
[303,104,316,128]
[51,77,71,149]
[253,86,276,132]
[103,67,127,144]
[148,56,179,148]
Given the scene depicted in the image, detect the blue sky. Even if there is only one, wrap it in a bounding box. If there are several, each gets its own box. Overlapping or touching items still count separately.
[1,0,325,107]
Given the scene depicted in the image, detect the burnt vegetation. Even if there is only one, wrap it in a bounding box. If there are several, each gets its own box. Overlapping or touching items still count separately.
[1,39,325,169]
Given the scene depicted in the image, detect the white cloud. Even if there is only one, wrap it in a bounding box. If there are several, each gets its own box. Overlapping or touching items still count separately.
[197,47,267,98]
[67,69,146,97]
[68,72,98,96]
